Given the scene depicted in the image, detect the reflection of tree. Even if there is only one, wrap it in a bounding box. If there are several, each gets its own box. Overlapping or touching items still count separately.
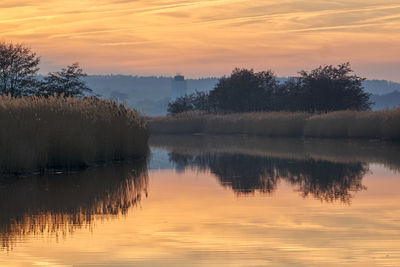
[0,158,148,250]
[168,152,367,202]
[151,134,400,172]
[284,160,367,203]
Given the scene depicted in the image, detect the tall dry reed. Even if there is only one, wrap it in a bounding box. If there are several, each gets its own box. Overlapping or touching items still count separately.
[0,95,148,173]
[149,108,400,140]
[304,109,400,139]
[149,111,310,136]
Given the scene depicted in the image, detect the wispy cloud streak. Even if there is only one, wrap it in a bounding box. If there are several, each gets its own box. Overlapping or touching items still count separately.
[0,0,399,80]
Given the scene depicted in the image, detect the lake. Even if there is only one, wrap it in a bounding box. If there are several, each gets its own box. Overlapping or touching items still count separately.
[1,135,400,266]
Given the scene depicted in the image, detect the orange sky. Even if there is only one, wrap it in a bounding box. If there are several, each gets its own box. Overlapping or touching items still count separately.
[1,0,400,80]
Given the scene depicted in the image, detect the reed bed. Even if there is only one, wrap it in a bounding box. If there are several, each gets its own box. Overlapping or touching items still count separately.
[149,108,400,140]
[0,95,148,173]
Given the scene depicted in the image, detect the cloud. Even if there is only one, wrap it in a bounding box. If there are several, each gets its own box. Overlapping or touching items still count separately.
[0,0,37,8]
[1,0,399,80]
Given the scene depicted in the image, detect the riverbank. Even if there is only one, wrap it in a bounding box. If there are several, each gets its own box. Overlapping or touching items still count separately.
[148,108,400,140]
[0,96,149,173]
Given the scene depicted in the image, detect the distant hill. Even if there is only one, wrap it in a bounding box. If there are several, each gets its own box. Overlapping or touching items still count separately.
[85,75,218,102]
[83,75,400,115]
[363,80,400,95]
[371,91,400,110]
[84,75,218,116]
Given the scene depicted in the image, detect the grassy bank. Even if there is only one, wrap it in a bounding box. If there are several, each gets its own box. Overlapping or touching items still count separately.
[0,96,148,173]
[149,108,400,140]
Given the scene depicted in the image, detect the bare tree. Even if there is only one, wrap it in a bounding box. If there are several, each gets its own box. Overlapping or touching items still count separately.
[0,42,40,96]
[41,63,93,97]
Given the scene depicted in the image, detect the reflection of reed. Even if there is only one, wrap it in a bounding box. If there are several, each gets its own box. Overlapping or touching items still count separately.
[168,152,367,202]
[0,158,148,250]
[150,135,400,171]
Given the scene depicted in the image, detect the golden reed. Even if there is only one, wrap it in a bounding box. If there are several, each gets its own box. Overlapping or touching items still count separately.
[149,109,400,140]
[0,95,148,173]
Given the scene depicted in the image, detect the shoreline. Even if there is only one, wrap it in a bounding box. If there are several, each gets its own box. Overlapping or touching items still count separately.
[148,109,400,140]
[149,134,400,171]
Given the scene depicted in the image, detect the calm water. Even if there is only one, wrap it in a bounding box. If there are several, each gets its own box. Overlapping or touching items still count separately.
[1,135,400,266]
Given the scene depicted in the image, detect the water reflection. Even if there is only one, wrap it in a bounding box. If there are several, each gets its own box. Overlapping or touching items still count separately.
[1,136,400,265]
[0,158,148,250]
[150,135,400,202]
[150,135,400,171]
[168,152,367,202]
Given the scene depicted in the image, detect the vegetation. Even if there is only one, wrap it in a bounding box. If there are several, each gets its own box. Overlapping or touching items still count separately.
[0,42,92,97]
[168,63,372,114]
[296,63,371,111]
[149,108,400,140]
[39,63,93,97]
[81,75,399,115]
[0,42,40,96]
[0,42,148,174]
[167,91,210,114]
[210,69,278,112]
[0,95,148,173]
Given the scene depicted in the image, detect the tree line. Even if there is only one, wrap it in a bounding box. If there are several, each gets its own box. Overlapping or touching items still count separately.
[0,41,373,112]
[0,42,92,97]
[168,64,372,114]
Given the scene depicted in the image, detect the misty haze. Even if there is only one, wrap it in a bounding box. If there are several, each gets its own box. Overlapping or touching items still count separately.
[1,1,400,266]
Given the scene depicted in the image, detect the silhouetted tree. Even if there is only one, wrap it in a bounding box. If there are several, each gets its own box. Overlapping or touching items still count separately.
[209,68,278,112]
[40,63,92,97]
[191,91,213,111]
[167,94,195,114]
[0,42,40,96]
[278,78,303,111]
[298,63,372,112]
[169,64,372,114]
[168,91,213,114]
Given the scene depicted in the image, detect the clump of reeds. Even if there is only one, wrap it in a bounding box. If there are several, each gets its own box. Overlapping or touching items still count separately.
[148,111,207,134]
[149,111,310,136]
[149,108,400,140]
[204,112,310,136]
[304,108,400,139]
[0,95,149,173]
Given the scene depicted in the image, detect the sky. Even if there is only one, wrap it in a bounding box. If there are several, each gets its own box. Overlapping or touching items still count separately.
[1,0,400,81]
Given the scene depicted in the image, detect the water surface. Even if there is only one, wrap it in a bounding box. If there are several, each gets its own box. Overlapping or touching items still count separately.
[1,136,400,266]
